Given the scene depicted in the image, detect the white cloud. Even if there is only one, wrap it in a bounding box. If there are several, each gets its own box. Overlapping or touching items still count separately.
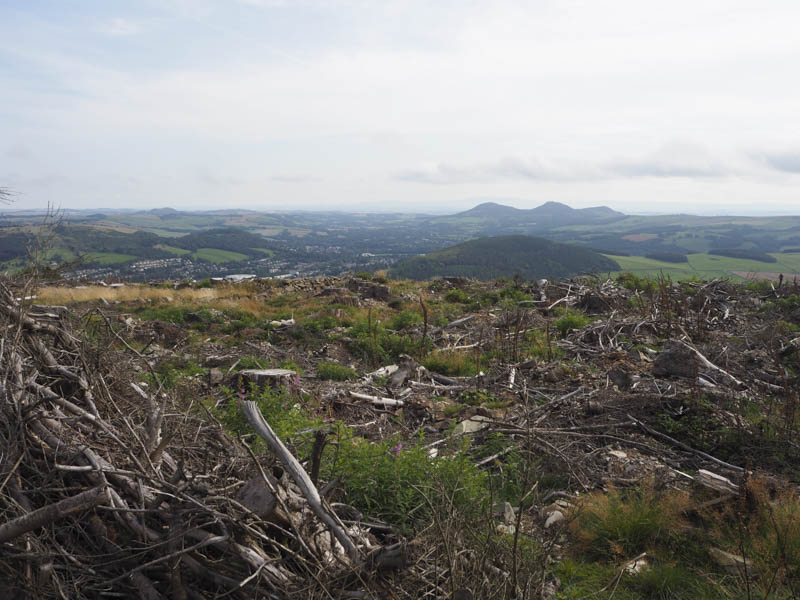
[608,142,730,179]
[753,151,800,174]
[396,157,603,185]
[99,18,141,36]
[396,144,739,185]
[4,0,800,212]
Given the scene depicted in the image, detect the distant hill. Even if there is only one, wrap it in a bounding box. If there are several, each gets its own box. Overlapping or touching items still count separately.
[446,201,625,231]
[147,208,179,216]
[390,235,620,281]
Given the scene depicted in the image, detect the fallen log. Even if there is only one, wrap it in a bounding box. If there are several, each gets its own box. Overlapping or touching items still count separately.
[0,486,108,544]
[628,414,745,473]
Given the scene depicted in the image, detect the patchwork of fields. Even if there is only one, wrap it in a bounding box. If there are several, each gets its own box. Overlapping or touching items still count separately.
[605,252,800,281]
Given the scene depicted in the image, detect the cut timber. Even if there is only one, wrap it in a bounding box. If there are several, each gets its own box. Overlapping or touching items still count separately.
[349,391,405,407]
[695,469,739,494]
[238,369,297,389]
[241,401,360,563]
[444,315,475,329]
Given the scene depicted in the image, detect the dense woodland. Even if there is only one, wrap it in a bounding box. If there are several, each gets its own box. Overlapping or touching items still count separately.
[390,235,620,280]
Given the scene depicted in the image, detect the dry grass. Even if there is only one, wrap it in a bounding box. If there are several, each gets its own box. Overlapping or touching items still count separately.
[36,284,333,321]
[38,285,223,304]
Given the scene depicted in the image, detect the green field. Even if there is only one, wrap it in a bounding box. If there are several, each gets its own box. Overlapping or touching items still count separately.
[192,248,248,263]
[84,252,137,265]
[251,247,275,256]
[155,244,191,256]
[604,252,800,281]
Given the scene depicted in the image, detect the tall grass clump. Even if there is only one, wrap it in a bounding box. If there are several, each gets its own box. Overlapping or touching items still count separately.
[570,484,689,560]
[422,351,480,377]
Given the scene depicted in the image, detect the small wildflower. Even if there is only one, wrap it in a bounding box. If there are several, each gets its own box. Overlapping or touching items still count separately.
[390,442,403,456]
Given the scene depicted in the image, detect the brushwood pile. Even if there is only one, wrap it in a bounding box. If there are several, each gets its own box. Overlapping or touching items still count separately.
[1,272,799,599]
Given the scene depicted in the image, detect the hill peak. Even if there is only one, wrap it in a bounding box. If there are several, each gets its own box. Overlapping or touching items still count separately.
[455,202,525,217]
[539,201,572,209]
[147,207,179,216]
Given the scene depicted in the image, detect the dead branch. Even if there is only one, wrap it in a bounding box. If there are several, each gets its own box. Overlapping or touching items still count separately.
[241,400,361,563]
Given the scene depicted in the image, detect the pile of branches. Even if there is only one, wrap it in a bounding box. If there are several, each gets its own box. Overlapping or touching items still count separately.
[0,278,398,599]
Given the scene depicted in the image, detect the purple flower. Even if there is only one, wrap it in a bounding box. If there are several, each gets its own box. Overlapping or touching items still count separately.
[237,388,246,405]
[390,442,403,456]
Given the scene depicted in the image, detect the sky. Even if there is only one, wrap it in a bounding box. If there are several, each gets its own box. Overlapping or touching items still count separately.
[2,0,800,215]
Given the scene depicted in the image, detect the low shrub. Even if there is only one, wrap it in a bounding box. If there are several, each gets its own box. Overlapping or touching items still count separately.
[457,389,496,406]
[616,273,660,294]
[316,361,357,381]
[444,289,470,303]
[554,308,591,337]
[388,309,422,331]
[347,318,418,364]
[326,431,488,530]
[216,383,321,456]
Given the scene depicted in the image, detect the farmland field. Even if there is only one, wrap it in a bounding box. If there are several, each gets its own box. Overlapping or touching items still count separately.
[155,244,191,256]
[192,248,248,263]
[605,252,800,281]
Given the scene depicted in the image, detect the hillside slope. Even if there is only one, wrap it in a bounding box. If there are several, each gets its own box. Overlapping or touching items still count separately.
[390,234,620,280]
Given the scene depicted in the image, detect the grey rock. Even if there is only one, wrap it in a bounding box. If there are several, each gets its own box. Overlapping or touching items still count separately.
[544,510,565,529]
[209,368,224,385]
[236,476,278,518]
[346,278,391,301]
[652,340,699,378]
[492,501,516,525]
